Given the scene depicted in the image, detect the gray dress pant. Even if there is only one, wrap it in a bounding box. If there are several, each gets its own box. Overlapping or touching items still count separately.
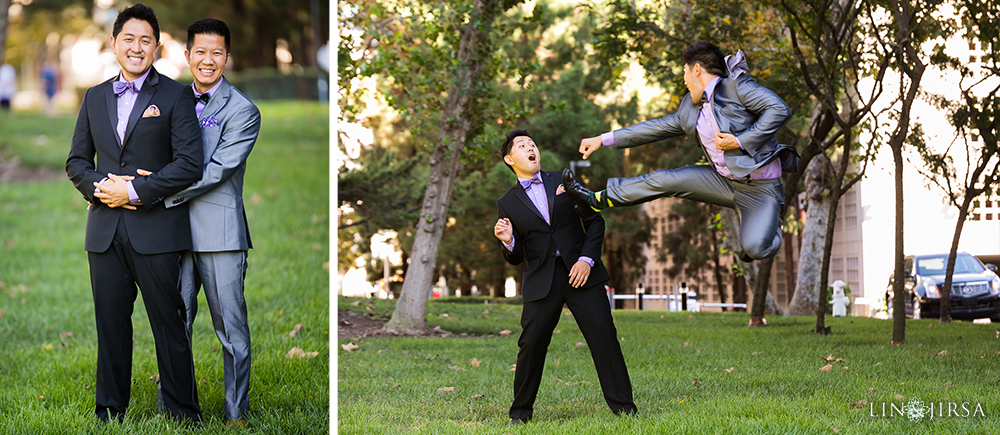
[606,164,784,260]
[181,250,251,421]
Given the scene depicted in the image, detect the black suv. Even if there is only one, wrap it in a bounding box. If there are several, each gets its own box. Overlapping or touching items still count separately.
[885,253,1000,321]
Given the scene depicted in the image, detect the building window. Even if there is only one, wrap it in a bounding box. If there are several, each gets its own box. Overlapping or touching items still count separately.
[846,216,858,227]
[973,133,980,143]
[974,200,981,208]
[972,213,981,221]
[970,55,978,63]
[987,214,993,221]
[987,200,993,208]
[970,42,977,50]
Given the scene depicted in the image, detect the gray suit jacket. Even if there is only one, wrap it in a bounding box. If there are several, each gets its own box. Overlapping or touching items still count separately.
[612,73,796,178]
[166,77,261,252]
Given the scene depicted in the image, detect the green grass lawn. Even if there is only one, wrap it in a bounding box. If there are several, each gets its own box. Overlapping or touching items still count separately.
[338,297,1000,434]
[0,102,329,434]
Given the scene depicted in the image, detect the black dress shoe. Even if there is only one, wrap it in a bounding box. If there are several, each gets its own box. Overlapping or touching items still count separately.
[738,251,754,263]
[562,169,596,216]
[508,417,529,426]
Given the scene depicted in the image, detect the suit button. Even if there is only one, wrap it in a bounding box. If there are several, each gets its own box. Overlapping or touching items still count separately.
[120,162,126,167]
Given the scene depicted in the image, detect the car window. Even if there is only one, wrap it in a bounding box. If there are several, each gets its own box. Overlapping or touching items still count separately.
[915,255,984,276]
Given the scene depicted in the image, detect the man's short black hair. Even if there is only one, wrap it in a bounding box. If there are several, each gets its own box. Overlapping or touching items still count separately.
[683,41,727,77]
[187,18,231,54]
[500,129,533,174]
[113,3,160,43]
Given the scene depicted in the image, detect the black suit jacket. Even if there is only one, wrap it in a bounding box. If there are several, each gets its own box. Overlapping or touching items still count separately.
[497,170,611,302]
[66,67,203,255]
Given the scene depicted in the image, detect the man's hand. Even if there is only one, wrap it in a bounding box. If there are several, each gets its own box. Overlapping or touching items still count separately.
[494,218,513,244]
[94,173,136,209]
[579,136,602,160]
[714,132,740,151]
[568,260,591,288]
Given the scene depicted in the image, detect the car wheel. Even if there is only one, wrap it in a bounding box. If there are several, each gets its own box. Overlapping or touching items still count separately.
[912,298,922,320]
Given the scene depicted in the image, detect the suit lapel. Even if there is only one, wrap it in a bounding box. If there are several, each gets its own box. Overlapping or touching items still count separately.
[104,81,121,146]
[201,77,231,122]
[512,181,544,222]
[542,171,557,223]
[122,68,159,148]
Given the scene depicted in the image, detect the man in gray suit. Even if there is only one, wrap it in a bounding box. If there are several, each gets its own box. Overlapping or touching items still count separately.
[155,18,260,426]
[564,41,797,261]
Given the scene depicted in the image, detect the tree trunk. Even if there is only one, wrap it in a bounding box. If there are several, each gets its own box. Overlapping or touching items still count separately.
[787,154,833,315]
[939,198,973,323]
[710,217,726,311]
[0,0,10,66]
[383,0,499,334]
[890,142,906,344]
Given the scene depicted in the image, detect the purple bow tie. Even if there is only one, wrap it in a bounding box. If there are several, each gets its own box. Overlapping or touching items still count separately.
[113,80,137,96]
[519,175,542,189]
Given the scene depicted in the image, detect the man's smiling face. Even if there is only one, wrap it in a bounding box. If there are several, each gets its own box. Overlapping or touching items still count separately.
[112,18,158,81]
[186,33,229,94]
[504,135,541,179]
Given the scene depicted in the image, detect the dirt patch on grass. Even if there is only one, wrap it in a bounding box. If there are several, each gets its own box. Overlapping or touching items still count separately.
[337,310,494,339]
[0,156,63,182]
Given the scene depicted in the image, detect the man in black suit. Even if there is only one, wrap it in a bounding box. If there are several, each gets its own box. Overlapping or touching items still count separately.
[65,3,203,424]
[494,129,636,425]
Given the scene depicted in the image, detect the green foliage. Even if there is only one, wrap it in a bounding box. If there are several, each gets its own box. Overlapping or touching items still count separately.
[339,297,1000,433]
[0,103,329,434]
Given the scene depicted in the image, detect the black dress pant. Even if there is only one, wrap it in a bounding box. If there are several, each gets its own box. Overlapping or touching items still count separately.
[509,260,636,420]
[88,216,201,423]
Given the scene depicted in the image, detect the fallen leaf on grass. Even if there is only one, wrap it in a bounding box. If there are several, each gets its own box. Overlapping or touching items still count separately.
[341,342,359,352]
[60,332,75,339]
[875,362,882,366]
[289,347,320,358]
[289,323,303,337]
[691,378,702,386]
[470,358,480,367]
[149,374,159,383]
[499,330,512,336]
[843,366,850,370]
[895,394,905,401]
[995,330,999,338]
[42,343,52,350]
[510,364,517,372]
[833,428,841,434]
[682,342,692,348]
[436,387,455,393]
[351,301,362,306]
[937,350,948,356]
[448,364,466,371]
[944,381,953,388]
[440,313,449,318]
[0,309,5,319]
[850,400,867,409]
[470,394,484,400]
[365,306,375,312]
[554,329,561,334]
[576,342,586,348]
[392,383,401,389]
[427,354,438,360]
[819,364,833,372]
[724,367,735,373]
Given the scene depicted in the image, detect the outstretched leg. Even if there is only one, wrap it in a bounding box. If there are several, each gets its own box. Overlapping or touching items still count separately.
[565,165,736,213]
